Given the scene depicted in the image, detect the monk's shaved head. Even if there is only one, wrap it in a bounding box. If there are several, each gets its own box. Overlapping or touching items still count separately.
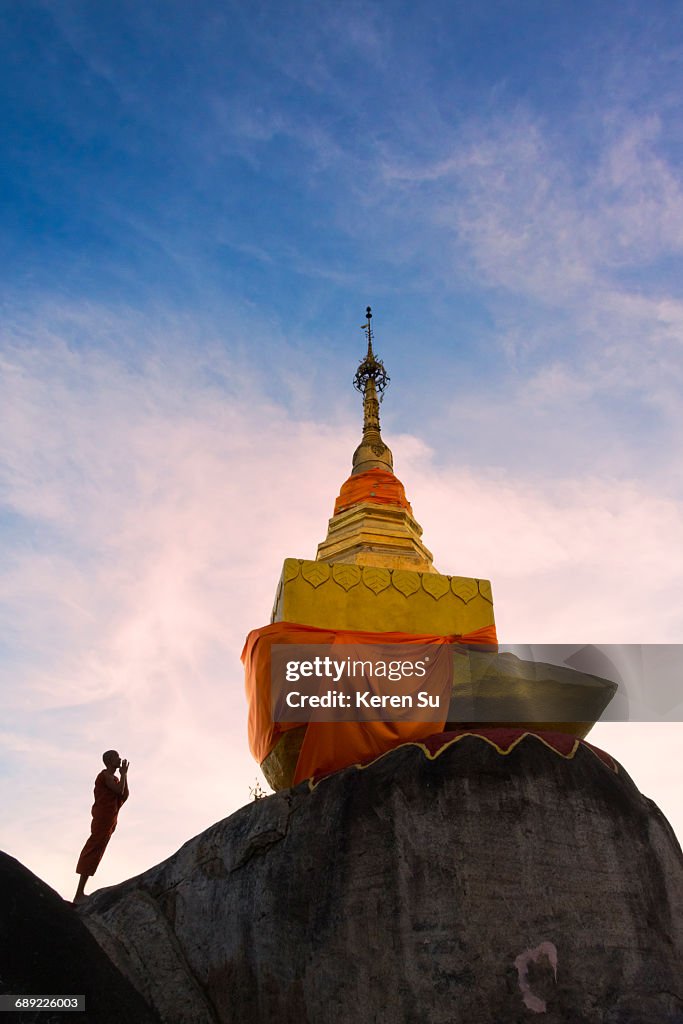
[102,750,120,768]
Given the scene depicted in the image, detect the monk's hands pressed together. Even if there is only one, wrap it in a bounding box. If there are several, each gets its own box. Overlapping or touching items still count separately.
[119,759,130,803]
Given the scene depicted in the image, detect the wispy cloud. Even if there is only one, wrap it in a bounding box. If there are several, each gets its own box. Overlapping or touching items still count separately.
[361,105,683,492]
[379,110,683,292]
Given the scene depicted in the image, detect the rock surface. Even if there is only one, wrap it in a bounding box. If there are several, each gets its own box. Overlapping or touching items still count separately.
[79,730,683,1024]
[0,851,161,1023]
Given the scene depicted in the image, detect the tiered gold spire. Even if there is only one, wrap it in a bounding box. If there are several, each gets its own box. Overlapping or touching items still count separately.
[316,307,436,572]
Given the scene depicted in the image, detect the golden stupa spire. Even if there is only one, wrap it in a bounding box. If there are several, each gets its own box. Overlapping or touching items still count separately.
[352,307,394,475]
[313,306,436,572]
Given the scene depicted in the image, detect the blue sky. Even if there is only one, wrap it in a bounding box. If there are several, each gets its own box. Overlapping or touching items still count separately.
[2,1,683,896]
[4,1,683,477]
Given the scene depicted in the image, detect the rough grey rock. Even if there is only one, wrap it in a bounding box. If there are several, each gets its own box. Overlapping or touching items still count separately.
[79,731,683,1023]
[0,851,161,1023]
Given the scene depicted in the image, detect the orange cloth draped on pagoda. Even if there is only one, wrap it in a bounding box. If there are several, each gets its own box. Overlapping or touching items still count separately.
[75,770,127,876]
[333,468,412,515]
[242,621,498,786]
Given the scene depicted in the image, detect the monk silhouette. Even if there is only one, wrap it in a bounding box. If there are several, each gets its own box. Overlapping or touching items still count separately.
[73,750,129,904]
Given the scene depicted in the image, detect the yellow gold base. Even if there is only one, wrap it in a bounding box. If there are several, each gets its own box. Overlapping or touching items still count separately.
[271,558,495,635]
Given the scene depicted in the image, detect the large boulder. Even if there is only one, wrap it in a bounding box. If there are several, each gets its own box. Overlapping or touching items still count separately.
[0,851,161,1023]
[79,730,683,1023]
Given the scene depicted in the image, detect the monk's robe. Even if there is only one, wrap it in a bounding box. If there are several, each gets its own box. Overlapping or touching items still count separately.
[75,770,127,876]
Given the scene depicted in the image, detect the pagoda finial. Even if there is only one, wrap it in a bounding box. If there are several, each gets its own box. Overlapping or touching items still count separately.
[362,306,375,358]
[354,306,390,399]
[351,306,393,475]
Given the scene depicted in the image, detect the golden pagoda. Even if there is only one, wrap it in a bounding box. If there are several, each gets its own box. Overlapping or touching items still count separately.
[244,308,616,791]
